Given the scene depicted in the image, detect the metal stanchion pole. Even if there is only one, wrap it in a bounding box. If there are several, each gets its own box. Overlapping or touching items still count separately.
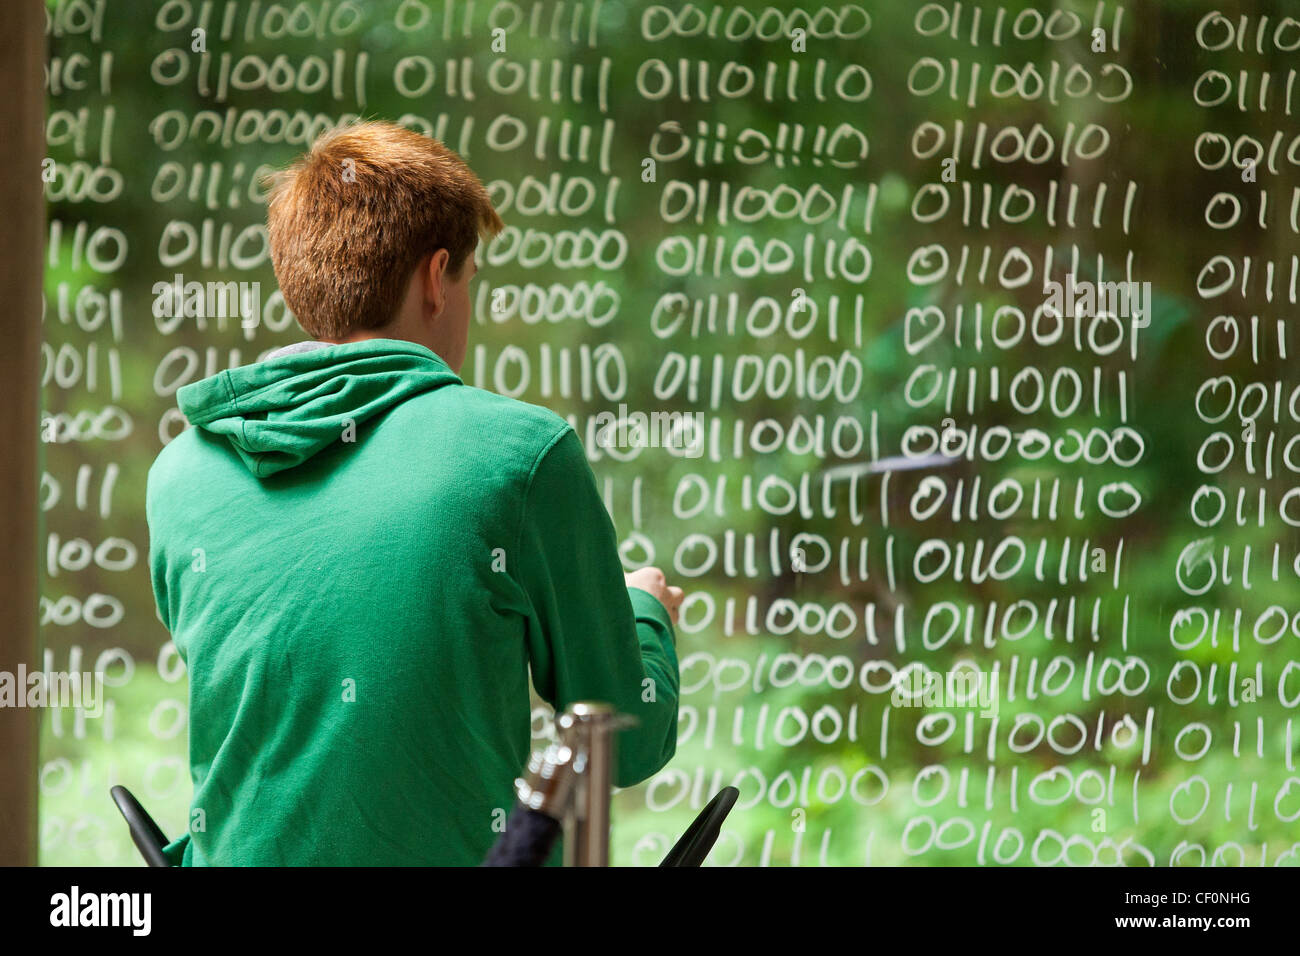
[494,700,738,868]
[558,702,621,867]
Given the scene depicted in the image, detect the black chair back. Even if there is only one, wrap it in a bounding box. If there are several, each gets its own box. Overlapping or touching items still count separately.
[110,785,173,867]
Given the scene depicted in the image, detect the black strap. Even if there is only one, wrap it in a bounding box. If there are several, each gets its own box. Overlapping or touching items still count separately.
[481,803,564,867]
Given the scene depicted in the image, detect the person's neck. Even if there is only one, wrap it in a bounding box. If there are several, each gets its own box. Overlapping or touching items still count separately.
[323,317,433,353]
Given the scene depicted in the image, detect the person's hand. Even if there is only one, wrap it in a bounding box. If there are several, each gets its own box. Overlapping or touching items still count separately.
[625,566,684,625]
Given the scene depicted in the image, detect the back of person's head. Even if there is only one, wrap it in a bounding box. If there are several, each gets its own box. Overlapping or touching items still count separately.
[265,120,504,340]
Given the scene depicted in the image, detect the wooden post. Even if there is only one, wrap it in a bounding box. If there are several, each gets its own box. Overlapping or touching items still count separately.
[0,0,46,866]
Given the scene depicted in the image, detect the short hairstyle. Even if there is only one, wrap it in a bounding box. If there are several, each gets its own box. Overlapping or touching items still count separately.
[265,120,505,339]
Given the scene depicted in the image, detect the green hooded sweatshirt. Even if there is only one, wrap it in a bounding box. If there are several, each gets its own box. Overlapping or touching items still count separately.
[146,338,679,866]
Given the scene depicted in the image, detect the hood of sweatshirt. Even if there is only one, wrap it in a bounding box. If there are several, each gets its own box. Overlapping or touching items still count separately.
[176,339,462,477]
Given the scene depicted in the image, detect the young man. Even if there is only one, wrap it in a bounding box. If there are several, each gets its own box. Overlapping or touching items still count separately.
[146,121,683,866]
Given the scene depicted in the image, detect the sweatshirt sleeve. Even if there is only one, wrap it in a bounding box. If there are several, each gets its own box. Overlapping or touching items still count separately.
[514,425,680,788]
[145,467,174,635]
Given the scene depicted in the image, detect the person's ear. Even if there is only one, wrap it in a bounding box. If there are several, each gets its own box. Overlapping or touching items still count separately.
[424,249,449,318]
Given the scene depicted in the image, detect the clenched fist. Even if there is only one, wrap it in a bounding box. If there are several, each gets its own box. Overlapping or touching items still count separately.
[625,566,684,625]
